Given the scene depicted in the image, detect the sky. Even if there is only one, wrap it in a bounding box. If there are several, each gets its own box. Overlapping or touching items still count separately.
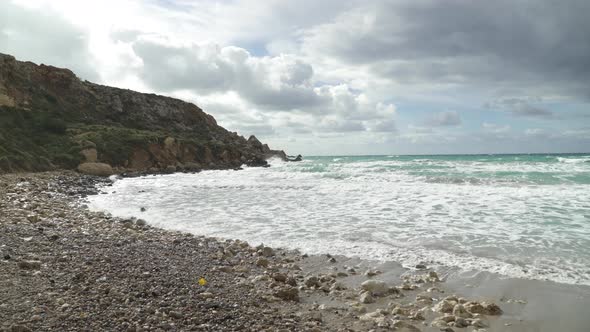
[1,0,589,155]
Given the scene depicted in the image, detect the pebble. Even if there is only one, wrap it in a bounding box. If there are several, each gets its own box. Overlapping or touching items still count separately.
[471,318,488,328]
[304,276,320,288]
[452,304,473,318]
[168,311,182,319]
[17,260,41,270]
[255,257,269,267]
[361,279,389,295]
[273,286,299,302]
[260,246,274,257]
[8,325,32,332]
[360,291,375,304]
[434,300,455,313]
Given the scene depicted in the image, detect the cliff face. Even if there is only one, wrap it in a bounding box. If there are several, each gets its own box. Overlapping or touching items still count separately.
[0,53,286,174]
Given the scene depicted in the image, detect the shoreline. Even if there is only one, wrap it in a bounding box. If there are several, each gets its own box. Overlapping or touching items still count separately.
[1,172,589,331]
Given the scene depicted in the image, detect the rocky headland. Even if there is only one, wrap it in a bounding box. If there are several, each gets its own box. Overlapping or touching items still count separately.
[0,53,287,175]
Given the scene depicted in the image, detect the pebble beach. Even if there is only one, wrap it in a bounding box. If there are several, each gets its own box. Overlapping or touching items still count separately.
[1,172,589,332]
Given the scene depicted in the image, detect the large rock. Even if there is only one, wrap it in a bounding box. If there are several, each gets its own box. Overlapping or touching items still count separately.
[77,163,113,176]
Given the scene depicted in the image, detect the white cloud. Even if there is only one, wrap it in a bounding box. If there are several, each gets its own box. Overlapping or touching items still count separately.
[2,0,589,154]
[424,111,462,127]
[482,123,511,134]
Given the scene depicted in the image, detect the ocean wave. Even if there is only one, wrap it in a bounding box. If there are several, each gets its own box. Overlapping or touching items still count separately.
[88,155,590,286]
[557,157,590,164]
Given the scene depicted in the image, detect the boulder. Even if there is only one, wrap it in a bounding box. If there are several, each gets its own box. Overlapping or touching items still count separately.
[77,162,113,176]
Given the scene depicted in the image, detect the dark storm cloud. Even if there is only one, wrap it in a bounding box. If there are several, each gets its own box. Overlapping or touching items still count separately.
[485,97,555,118]
[304,0,590,97]
[510,105,553,118]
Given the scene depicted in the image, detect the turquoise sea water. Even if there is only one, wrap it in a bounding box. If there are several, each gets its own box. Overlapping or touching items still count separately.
[89,153,590,285]
[302,153,590,185]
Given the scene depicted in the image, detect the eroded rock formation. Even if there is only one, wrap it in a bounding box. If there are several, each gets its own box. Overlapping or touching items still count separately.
[0,53,287,173]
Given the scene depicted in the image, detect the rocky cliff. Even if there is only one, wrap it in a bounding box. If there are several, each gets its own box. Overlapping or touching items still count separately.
[0,53,286,174]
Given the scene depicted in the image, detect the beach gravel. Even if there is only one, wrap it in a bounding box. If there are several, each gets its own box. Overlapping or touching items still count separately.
[1,171,512,332]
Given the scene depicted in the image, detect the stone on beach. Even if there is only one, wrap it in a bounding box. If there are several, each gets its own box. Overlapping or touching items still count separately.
[452,304,473,318]
[273,286,299,302]
[434,300,455,313]
[361,279,389,295]
[359,291,375,304]
[17,260,41,270]
[77,163,113,177]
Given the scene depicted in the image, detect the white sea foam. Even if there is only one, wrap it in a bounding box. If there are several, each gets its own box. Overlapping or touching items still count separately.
[88,156,590,285]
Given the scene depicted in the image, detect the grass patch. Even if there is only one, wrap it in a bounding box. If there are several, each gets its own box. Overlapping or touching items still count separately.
[0,107,82,171]
[72,125,166,166]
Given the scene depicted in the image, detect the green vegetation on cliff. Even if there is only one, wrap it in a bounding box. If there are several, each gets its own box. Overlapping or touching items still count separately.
[0,106,81,171]
[0,52,284,173]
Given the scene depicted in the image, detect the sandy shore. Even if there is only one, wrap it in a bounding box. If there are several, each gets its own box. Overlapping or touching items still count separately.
[1,172,589,331]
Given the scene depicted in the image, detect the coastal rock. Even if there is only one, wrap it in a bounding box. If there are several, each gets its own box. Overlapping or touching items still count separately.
[464,301,485,314]
[273,286,299,302]
[260,246,274,257]
[360,291,375,304]
[452,304,472,319]
[454,317,469,328]
[441,314,456,323]
[304,276,320,288]
[391,320,421,332]
[8,325,32,332]
[361,279,389,295]
[80,148,98,163]
[409,311,425,321]
[463,301,502,315]
[471,318,488,328]
[330,282,346,291]
[416,293,433,305]
[17,260,41,270]
[392,306,409,316]
[77,163,113,177]
[434,300,455,313]
[255,258,269,267]
[431,319,449,328]
[481,302,503,315]
[272,273,288,283]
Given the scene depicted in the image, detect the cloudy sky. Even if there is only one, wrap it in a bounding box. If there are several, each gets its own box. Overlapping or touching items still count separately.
[1,0,589,155]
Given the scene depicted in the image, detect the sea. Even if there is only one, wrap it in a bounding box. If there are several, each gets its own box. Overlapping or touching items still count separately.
[88,153,590,286]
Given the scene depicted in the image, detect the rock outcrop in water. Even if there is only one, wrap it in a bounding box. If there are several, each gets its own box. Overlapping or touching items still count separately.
[0,53,287,174]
